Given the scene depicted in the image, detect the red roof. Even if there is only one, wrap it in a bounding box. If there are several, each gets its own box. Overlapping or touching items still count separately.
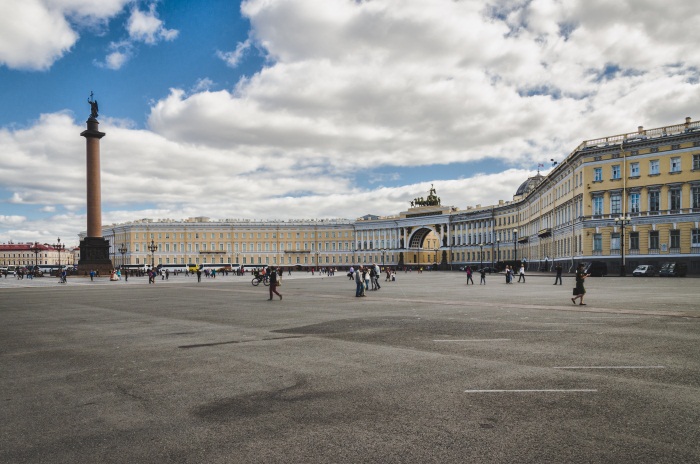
[0,243,56,252]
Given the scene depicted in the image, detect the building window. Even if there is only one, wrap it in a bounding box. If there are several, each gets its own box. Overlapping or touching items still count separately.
[692,229,700,247]
[630,232,639,250]
[629,162,639,177]
[670,230,680,250]
[610,194,621,215]
[649,231,659,250]
[629,193,640,213]
[649,160,660,175]
[692,187,700,209]
[593,234,602,252]
[593,196,604,215]
[669,188,681,211]
[693,154,700,170]
[611,165,621,179]
[670,157,681,173]
[594,167,602,182]
[649,190,660,212]
[611,233,620,251]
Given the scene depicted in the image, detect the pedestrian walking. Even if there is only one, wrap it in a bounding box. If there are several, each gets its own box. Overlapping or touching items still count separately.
[466,266,474,285]
[268,267,282,300]
[554,264,563,285]
[373,263,381,290]
[518,264,526,282]
[197,269,202,282]
[480,267,486,285]
[572,263,588,305]
[355,267,365,297]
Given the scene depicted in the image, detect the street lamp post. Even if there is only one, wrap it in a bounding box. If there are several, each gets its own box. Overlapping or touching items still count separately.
[513,228,518,264]
[614,215,631,276]
[29,242,41,272]
[315,251,320,271]
[479,243,484,270]
[148,240,157,270]
[52,238,65,275]
[118,243,127,268]
[380,248,387,270]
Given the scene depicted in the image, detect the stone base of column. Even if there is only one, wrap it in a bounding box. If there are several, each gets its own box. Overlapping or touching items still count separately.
[77,237,113,275]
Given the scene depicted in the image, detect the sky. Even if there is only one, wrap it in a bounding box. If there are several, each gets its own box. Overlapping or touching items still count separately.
[1,0,700,247]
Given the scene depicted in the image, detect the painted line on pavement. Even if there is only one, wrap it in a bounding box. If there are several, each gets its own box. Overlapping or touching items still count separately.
[496,329,565,332]
[542,322,606,325]
[465,389,598,393]
[552,366,665,370]
[433,339,511,342]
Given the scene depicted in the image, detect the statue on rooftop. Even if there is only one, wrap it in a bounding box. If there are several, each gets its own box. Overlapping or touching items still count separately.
[412,185,441,207]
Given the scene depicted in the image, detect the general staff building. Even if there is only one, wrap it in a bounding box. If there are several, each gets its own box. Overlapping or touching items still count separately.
[94,118,700,275]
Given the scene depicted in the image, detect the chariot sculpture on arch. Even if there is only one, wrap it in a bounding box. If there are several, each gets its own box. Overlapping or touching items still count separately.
[412,184,441,207]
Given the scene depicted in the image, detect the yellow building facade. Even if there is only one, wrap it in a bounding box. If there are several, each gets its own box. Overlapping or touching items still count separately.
[96,118,700,275]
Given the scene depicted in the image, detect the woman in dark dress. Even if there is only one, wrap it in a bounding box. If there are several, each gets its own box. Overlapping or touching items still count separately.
[572,263,588,305]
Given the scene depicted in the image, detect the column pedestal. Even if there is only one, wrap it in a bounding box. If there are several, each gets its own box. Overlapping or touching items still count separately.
[77,237,113,275]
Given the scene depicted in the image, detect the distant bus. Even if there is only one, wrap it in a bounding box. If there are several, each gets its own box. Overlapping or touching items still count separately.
[199,263,233,273]
[36,264,65,275]
[242,264,267,272]
[121,264,149,272]
[157,264,189,273]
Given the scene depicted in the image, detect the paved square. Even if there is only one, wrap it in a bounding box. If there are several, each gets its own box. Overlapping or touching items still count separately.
[1,272,699,463]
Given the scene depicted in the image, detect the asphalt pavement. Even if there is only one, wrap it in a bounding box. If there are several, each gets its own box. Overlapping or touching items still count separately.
[1,271,699,463]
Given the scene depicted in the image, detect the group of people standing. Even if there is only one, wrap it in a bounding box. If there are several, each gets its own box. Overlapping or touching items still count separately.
[500,265,526,284]
[353,264,382,297]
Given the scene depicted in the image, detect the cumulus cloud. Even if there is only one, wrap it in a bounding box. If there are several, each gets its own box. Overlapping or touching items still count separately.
[127,3,179,44]
[0,215,26,225]
[217,39,252,68]
[0,0,129,70]
[3,0,700,244]
[95,2,179,69]
[0,0,178,71]
[148,0,700,172]
[0,109,529,245]
[94,40,133,70]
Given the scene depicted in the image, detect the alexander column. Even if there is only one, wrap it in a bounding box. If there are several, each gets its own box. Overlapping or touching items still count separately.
[77,92,113,273]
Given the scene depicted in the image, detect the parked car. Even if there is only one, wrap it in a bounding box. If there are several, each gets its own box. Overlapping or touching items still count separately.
[477,267,499,274]
[658,262,687,277]
[632,265,656,277]
[582,261,608,277]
